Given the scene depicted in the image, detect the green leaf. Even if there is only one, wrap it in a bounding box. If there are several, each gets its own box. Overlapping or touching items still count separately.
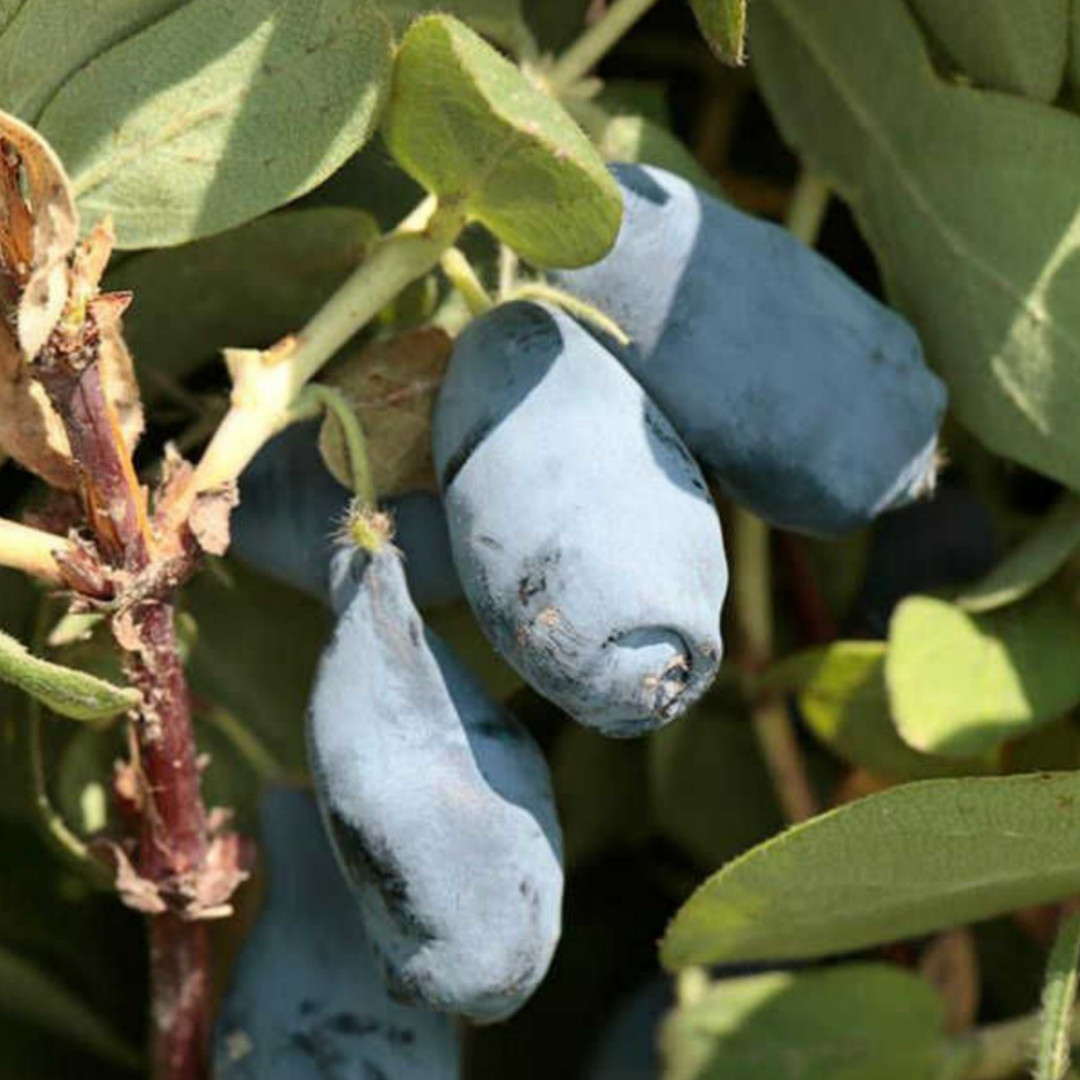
[772,642,991,781]
[1034,911,1080,1080]
[0,945,141,1069]
[907,0,1068,102]
[958,497,1080,613]
[377,0,531,54]
[38,0,393,248]
[0,630,139,723]
[383,14,621,268]
[687,0,747,67]
[661,964,951,1080]
[0,0,188,122]
[649,695,784,868]
[106,207,378,393]
[661,772,1080,970]
[752,0,1080,496]
[886,591,1080,757]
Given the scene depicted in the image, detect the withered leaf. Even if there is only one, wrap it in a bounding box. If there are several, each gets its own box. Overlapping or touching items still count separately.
[0,110,78,359]
[318,327,451,497]
[0,110,78,487]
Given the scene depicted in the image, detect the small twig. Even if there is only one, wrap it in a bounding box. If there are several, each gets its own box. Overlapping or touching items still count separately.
[292,384,375,506]
[0,517,69,583]
[735,508,819,824]
[547,0,665,92]
[786,172,831,246]
[498,244,520,299]
[167,197,466,530]
[509,281,630,345]
[440,248,494,316]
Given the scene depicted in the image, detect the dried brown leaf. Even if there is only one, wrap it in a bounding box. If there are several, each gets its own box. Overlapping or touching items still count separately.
[94,839,167,915]
[0,110,78,360]
[187,483,238,558]
[0,324,74,487]
[90,291,144,453]
[318,327,451,497]
[0,110,78,487]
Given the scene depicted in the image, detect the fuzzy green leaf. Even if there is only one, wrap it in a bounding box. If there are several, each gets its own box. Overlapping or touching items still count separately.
[959,497,1080,613]
[0,629,138,723]
[0,0,188,122]
[662,772,1080,969]
[886,591,1080,757]
[38,0,393,248]
[752,0,1080,495]
[687,0,747,66]
[907,0,1068,102]
[383,14,621,268]
[661,964,951,1080]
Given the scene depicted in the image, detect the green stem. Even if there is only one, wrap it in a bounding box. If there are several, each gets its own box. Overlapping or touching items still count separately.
[547,0,665,92]
[786,172,831,246]
[26,603,111,889]
[510,281,630,345]
[735,169,834,825]
[173,196,466,525]
[0,517,68,584]
[498,244,520,299]
[735,508,819,824]
[293,385,376,506]
[440,248,494,315]
[1036,909,1080,1080]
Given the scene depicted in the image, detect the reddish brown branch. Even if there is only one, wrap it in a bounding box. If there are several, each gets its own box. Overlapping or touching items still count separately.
[38,306,215,1079]
[149,917,210,1080]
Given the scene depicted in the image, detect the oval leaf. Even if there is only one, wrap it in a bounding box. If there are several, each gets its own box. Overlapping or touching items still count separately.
[0,0,188,122]
[907,0,1068,102]
[661,964,951,1080]
[38,0,393,248]
[382,14,621,268]
[0,629,139,722]
[661,772,1080,970]
[958,497,1080,613]
[107,207,378,392]
[886,591,1080,757]
[687,0,747,66]
[752,0,1080,497]
[776,642,990,782]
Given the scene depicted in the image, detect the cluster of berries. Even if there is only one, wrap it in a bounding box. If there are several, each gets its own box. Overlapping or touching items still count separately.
[213,163,946,1077]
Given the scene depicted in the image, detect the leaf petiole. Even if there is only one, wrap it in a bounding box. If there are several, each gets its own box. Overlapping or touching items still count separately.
[547,0,666,93]
[0,518,70,584]
[168,195,467,528]
[293,384,376,506]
